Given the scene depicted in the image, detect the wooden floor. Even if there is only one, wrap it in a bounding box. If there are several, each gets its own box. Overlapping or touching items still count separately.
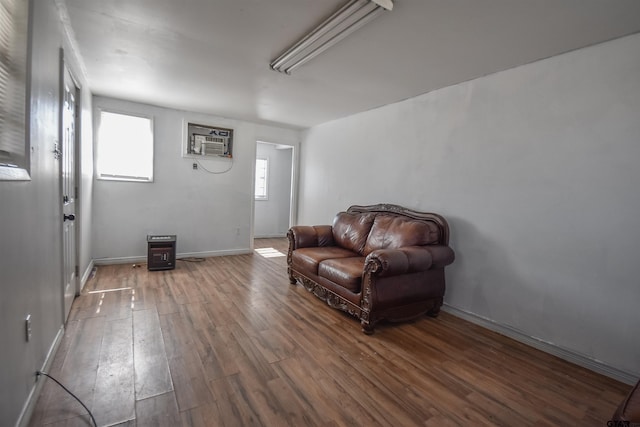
[29,238,629,427]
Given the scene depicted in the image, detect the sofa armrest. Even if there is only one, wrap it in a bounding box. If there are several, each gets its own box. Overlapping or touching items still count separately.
[422,245,455,268]
[364,246,428,277]
[365,245,455,277]
[288,225,334,249]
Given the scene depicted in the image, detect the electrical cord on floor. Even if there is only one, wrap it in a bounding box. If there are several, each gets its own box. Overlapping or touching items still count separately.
[36,371,97,427]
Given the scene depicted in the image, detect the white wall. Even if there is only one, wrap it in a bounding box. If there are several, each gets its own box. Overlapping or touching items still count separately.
[298,33,640,380]
[0,0,93,425]
[254,142,293,238]
[92,97,300,261]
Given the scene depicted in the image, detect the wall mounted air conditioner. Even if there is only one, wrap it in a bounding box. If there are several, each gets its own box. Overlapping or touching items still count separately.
[195,135,226,156]
[183,122,233,158]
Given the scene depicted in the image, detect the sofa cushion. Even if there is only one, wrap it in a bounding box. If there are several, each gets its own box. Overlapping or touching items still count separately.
[291,246,357,275]
[332,212,376,255]
[363,215,440,255]
[318,257,365,293]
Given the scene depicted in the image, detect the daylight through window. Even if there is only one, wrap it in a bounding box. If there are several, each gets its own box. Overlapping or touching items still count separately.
[96,111,154,182]
[255,158,268,199]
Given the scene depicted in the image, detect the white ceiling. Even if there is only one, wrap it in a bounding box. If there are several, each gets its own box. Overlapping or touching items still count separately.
[62,0,640,130]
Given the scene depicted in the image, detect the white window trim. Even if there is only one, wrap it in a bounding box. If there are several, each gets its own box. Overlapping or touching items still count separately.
[96,109,154,183]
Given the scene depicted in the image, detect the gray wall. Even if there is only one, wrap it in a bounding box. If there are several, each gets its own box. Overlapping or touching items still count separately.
[92,97,300,262]
[297,33,640,380]
[0,0,93,425]
[254,142,293,238]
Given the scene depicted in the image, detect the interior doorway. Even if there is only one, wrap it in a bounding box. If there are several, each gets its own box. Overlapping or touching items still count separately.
[253,141,295,240]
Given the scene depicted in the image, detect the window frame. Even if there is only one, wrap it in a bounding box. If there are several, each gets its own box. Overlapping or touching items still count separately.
[0,0,31,181]
[95,109,155,183]
[254,157,269,200]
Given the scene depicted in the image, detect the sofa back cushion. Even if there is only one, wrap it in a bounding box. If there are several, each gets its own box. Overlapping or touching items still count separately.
[363,214,440,255]
[332,212,376,255]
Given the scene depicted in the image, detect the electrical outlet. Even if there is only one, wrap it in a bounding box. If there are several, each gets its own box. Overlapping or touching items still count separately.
[192,163,198,170]
[25,314,32,342]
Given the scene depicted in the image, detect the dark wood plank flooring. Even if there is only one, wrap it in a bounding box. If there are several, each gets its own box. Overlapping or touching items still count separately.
[28,238,630,426]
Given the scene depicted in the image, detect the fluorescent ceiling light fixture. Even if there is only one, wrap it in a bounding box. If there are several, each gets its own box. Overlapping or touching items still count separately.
[270,0,393,74]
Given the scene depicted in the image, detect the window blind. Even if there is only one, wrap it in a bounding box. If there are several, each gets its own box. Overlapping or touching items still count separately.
[0,0,28,168]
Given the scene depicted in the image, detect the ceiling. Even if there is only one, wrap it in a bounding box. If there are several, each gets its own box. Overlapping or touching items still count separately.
[62,0,640,130]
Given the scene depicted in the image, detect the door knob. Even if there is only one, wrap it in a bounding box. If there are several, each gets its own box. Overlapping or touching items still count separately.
[64,214,75,221]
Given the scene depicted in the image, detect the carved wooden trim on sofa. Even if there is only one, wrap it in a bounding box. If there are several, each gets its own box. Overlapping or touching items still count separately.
[290,271,362,320]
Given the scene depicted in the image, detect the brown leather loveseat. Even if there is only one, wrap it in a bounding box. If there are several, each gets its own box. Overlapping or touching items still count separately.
[287,204,455,334]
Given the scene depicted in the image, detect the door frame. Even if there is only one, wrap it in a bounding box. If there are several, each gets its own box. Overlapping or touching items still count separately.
[250,140,298,247]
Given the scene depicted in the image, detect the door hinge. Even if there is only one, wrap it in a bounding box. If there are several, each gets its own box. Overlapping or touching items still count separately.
[75,265,79,277]
[53,141,61,160]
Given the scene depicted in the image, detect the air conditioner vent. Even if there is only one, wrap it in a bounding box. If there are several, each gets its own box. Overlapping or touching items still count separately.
[184,122,233,158]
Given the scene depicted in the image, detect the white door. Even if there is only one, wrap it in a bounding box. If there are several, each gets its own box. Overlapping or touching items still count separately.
[61,63,78,322]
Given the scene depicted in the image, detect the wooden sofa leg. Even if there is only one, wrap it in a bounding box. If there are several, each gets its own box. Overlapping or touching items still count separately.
[287,268,297,285]
[361,320,375,335]
[427,298,443,317]
[427,306,441,317]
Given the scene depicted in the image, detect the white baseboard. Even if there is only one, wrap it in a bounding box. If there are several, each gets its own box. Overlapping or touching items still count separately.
[93,248,252,266]
[93,255,146,266]
[17,326,65,427]
[178,248,252,258]
[79,259,95,292]
[442,304,638,385]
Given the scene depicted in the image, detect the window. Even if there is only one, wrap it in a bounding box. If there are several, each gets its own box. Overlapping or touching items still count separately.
[0,0,30,180]
[96,110,154,182]
[255,158,268,200]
